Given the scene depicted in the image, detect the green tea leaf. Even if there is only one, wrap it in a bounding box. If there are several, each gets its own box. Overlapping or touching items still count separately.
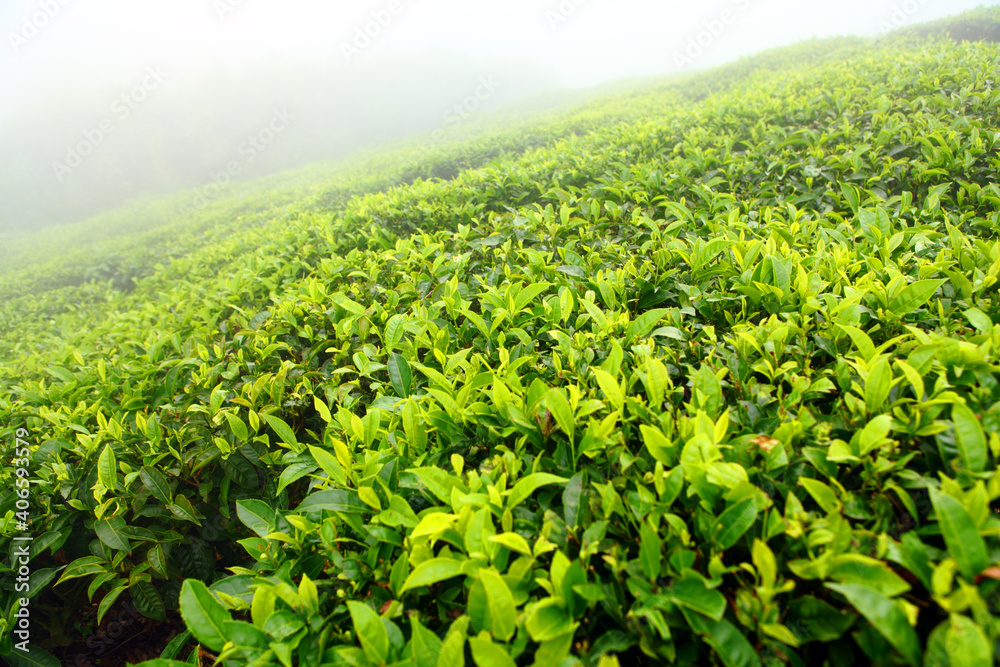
[639,424,675,466]
[57,556,107,584]
[693,365,722,415]
[276,461,317,495]
[963,307,993,333]
[384,314,407,351]
[669,576,726,621]
[825,583,921,667]
[591,367,623,411]
[628,308,670,341]
[525,599,577,642]
[469,634,516,667]
[479,567,517,642]
[556,264,585,278]
[296,489,367,514]
[95,517,131,553]
[220,451,258,488]
[837,323,876,363]
[97,444,117,492]
[787,595,856,642]
[889,278,947,317]
[308,445,347,485]
[684,611,761,667]
[314,395,332,422]
[132,581,166,621]
[437,616,470,667]
[97,583,128,625]
[140,465,172,504]
[514,282,551,312]
[408,466,467,504]
[224,411,248,442]
[864,357,891,411]
[952,402,987,473]
[3,645,62,667]
[411,615,443,667]
[930,487,989,580]
[262,413,298,449]
[489,532,533,556]
[388,352,413,398]
[158,630,192,660]
[507,473,568,510]
[544,388,574,443]
[179,579,232,652]
[946,614,992,667]
[347,600,389,664]
[224,620,268,650]
[712,498,757,550]
[639,520,661,579]
[236,499,276,537]
[401,558,466,593]
[798,478,842,514]
[147,544,168,577]
[827,555,910,597]
[403,398,426,452]
[167,495,202,526]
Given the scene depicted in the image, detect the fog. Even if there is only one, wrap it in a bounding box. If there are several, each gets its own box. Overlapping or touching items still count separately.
[0,0,993,234]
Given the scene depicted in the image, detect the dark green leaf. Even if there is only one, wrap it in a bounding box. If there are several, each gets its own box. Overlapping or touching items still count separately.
[5,645,62,667]
[236,499,276,537]
[684,611,761,667]
[639,520,661,580]
[826,583,921,666]
[712,498,757,550]
[140,465,173,504]
[388,352,413,398]
[97,584,128,624]
[296,489,367,514]
[262,413,298,449]
[167,495,202,526]
[95,516,132,553]
[132,581,166,621]
[669,576,726,621]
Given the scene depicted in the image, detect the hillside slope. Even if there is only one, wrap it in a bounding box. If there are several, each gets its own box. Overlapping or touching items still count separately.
[3,8,1000,666]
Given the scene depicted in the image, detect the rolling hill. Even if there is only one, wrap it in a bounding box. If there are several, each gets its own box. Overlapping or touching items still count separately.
[3,7,1000,666]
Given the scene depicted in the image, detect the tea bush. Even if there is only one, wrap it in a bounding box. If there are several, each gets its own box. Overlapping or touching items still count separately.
[3,9,1000,667]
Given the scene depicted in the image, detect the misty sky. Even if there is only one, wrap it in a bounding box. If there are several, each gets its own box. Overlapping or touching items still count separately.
[1,0,997,233]
[2,0,993,111]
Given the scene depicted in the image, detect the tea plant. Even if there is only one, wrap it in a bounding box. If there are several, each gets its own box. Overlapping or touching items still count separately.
[3,7,1000,666]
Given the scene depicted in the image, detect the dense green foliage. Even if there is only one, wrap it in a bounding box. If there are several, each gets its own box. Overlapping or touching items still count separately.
[891,4,1000,43]
[4,9,1000,666]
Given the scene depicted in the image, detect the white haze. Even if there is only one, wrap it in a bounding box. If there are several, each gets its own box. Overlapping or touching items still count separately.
[0,0,994,232]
